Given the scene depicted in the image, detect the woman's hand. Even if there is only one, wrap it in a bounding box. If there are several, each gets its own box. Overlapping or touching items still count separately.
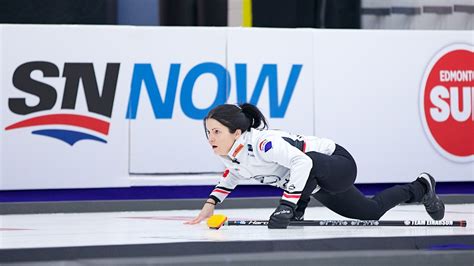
[184,200,216,224]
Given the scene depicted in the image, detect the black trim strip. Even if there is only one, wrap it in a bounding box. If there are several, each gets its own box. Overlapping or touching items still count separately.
[454,5,474,13]
[1,195,472,215]
[391,7,422,15]
[361,8,391,16]
[215,186,234,192]
[208,195,221,203]
[1,183,472,203]
[423,6,453,14]
[282,137,305,152]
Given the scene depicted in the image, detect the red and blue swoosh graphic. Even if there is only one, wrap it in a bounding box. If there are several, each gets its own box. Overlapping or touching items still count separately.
[4,114,110,145]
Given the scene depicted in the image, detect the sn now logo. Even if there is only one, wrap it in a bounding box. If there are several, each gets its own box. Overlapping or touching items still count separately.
[5,61,302,145]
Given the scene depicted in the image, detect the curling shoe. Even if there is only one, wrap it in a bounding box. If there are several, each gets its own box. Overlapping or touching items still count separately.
[418,173,445,220]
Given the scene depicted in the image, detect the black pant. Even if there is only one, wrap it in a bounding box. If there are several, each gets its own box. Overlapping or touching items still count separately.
[299,144,426,220]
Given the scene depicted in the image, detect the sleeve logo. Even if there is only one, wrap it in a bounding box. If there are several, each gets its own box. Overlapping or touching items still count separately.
[259,139,273,152]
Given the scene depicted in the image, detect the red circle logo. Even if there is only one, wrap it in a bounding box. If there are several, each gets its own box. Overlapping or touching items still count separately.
[420,44,474,162]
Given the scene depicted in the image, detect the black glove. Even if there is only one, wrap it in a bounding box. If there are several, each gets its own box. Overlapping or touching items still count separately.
[268,200,296,229]
[292,197,310,221]
[292,208,305,221]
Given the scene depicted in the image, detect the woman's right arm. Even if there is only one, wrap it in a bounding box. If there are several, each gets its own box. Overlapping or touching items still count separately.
[184,199,216,224]
[185,169,240,224]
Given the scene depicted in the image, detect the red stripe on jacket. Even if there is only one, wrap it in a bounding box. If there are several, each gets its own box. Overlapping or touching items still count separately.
[213,189,230,195]
[283,193,301,199]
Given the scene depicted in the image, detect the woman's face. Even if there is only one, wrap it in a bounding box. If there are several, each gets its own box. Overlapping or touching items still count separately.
[205,118,241,156]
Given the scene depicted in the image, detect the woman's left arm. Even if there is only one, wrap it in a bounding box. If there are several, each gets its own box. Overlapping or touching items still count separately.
[256,136,313,205]
[257,136,313,228]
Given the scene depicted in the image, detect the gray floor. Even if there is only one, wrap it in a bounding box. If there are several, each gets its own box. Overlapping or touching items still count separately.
[3,250,474,266]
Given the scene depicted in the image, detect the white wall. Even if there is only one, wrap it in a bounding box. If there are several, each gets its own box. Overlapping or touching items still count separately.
[313,30,473,183]
[0,25,472,190]
[1,25,130,189]
[128,27,228,173]
[0,27,3,189]
[226,28,315,139]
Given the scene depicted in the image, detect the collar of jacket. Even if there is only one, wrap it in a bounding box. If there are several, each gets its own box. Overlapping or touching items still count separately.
[226,130,251,162]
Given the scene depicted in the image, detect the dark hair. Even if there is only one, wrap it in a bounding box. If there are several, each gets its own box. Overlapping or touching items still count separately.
[204,103,268,137]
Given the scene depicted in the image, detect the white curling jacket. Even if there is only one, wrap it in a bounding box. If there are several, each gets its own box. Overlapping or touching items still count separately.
[209,128,336,205]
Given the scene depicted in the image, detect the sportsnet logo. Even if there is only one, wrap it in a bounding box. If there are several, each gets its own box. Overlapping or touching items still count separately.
[420,44,474,162]
[4,61,301,146]
[4,62,120,145]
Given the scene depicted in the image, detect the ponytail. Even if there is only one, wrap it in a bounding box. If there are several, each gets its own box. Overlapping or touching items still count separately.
[204,103,268,136]
[239,103,268,130]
